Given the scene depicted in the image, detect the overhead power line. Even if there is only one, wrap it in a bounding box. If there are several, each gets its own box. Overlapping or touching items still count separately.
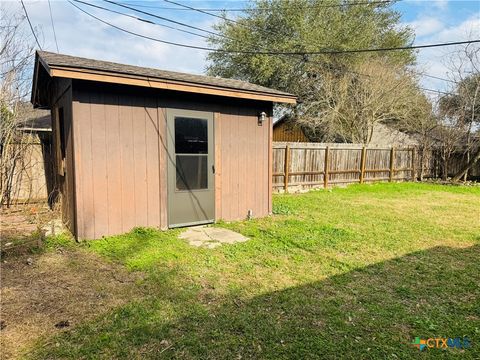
[69,0,228,50]
[48,0,60,52]
[21,0,42,50]
[118,0,397,12]
[102,0,226,38]
[421,73,456,83]
[163,0,238,24]
[69,1,480,56]
[311,40,480,55]
[78,0,291,53]
[420,87,452,95]
[148,0,293,45]
[306,58,455,95]
[160,0,287,43]
[72,0,210,39]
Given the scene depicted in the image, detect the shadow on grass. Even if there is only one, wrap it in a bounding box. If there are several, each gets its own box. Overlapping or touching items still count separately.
[27,244,480,359]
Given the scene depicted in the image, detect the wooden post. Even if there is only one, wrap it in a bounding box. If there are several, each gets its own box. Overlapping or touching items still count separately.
[324,146,329,188]
[389,147,395,182]
[359,146,366,184]
[412,147,416,181]
[284,144,290,193]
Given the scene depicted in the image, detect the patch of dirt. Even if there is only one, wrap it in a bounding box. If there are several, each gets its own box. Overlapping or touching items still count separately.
[1,204,51,233]
[1,204,55,255]
[0,248,145,359]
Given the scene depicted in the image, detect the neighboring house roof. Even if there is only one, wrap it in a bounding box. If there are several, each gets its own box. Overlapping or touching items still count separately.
[32,51,297,105]
[274,116,420,145]
[18,114,51,132]
[368,122,419,146]
[273,115,289,126]
[10,103,51,132]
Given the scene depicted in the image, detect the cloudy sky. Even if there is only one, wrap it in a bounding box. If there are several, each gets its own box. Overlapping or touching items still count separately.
[3,0,479,97]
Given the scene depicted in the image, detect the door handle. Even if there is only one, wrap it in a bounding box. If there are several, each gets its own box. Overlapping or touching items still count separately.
[212,165,215,174]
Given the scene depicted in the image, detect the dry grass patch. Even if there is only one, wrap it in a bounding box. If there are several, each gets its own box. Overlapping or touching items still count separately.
[0,248,145,359]
[0,204,62,255]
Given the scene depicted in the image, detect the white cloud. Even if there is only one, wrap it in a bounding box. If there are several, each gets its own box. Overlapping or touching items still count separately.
[4,0,215,75]
[415,14,480,93]
[405,17,444,37]
[433,0,449,11]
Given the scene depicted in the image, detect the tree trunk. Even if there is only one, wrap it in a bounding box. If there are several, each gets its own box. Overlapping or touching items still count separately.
[452,148,480,182]
[419,148,425,181]
[442,151,448,181]
[463,150,470,182]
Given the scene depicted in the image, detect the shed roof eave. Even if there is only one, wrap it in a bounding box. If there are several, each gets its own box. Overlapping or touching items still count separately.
[48,66,297,104]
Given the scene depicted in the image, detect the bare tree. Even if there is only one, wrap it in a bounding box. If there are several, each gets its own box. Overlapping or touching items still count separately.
[295,59,431,145]
[397,107,438,180]
[439,44,480,181]
[1,8,39,206]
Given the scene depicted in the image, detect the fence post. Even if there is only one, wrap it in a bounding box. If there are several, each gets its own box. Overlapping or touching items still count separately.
[284,144,290,193]
[359,146,366,184]
[389,147,395,182]
[412,147,416,181]
[324,146,329,188]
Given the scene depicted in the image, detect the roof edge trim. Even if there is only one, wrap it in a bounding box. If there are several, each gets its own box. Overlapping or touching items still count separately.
[48,66,297,104]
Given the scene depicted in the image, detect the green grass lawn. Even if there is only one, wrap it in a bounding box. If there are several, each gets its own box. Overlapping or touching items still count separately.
[29,183,480,359]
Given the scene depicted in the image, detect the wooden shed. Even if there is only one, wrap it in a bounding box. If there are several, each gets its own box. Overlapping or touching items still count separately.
[273,115,309,142]
[31,51,296,239]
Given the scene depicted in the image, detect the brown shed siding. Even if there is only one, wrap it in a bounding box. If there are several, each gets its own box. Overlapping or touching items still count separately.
[73,87,166,239]
[71,82,271,239]
[214,107,272,221]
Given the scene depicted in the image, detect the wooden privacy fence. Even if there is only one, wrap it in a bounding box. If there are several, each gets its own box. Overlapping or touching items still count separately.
[273,142,416,192]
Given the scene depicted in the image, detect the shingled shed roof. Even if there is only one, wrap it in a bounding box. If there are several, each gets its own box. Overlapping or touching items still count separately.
[33,51,296,104]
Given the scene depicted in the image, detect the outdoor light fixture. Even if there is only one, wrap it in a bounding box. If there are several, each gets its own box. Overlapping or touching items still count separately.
[258,111,267,125]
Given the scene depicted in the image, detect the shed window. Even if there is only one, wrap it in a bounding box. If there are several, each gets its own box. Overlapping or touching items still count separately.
[174,117,207,154]
[174,116,208,191]
[176,155,207,190]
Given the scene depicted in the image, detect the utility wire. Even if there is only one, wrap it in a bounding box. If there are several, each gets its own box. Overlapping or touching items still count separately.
[69,1,480,56]
[102,0,227,38]
[162,0,400,54]
[162,0,302,48]
[20,0,42,50]
[78,0,289,53]
[48,0,60,52]
[69,0,227,51]
[421,73,456,83]
[72,0,210,39]
[306,58,454,95]
[103,0,480,55]
[311,40,480,55]
[67,2,455,96]
[421,87,452,95]
[161,0,285,43]
[118,0,397,12]
[163,0,238,24]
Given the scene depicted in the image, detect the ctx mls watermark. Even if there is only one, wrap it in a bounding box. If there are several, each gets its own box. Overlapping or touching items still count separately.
[411,337,471,351]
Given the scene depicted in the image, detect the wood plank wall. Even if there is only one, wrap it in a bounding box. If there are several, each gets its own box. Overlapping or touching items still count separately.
[273,120,309,142]
[215,107,271,221]
[71,83,272,239]
[73,88,165,239]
